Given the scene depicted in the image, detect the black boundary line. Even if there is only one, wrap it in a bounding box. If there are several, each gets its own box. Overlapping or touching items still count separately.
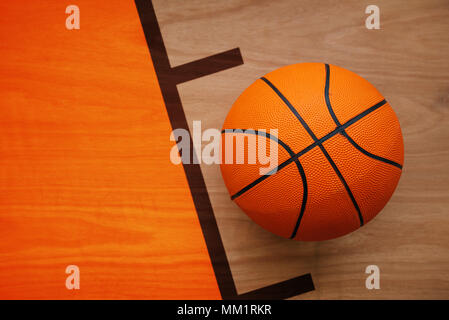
[236,273,314,300]
[134,0,314,299]
[261,76,364,226]
[221,129,307,239]
[230,99,387,200]
[324,64,403,169]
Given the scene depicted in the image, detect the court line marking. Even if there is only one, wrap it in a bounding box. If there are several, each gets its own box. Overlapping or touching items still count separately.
[135,0,315,299]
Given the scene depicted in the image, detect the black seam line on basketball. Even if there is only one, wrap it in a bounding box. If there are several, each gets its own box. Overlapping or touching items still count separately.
[324,64,403,169]
[221,129,308,238]
[318,144,364,226]
[222,129,294,156]
[260,77,319,141]
[341,131,403,169]
[230,99,387,200]
[324,63,363,225]
[261,75,363,226]
[324,64,342,126]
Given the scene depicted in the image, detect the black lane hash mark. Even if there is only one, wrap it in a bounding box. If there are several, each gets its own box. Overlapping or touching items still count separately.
[236,273,315,300]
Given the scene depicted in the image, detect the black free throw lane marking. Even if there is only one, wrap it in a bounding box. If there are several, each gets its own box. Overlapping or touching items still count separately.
[221,129,308,238]
[261,76,364,226]
[135,0,314,299]
[236,273,315,300]
[324,64,403,169]
[134,0,238,299]
[231,99,388,200]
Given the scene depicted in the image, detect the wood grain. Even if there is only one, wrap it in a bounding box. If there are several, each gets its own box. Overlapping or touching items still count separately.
[0,0,448,299]
[0,0,220,299]
[153,0,449,299]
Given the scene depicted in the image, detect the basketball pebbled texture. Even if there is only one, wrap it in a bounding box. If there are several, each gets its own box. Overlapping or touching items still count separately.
[220,63,404,241]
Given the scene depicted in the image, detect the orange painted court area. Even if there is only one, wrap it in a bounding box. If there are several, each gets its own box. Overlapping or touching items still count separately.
[0,1,220,299]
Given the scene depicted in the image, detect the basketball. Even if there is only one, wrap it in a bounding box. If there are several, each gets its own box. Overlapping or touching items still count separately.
[220,62,404,241]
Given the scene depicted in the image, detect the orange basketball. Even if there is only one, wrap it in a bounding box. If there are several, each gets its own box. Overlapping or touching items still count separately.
[220,63,404,241]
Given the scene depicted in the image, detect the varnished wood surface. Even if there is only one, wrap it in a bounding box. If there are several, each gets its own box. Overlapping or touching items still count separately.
[0,1,220,299]
[154,0,449,299]
[0,0,448,299]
